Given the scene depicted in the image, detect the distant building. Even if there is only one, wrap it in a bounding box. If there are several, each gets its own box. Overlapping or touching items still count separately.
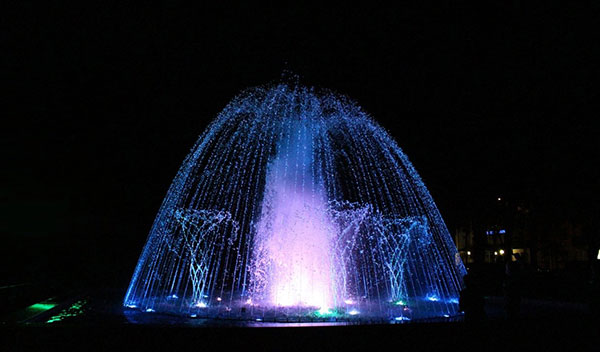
[454,226,531,265]
[453,198,590,270]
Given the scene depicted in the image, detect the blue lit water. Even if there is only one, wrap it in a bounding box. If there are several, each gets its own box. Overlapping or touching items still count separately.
[124,83,466,323]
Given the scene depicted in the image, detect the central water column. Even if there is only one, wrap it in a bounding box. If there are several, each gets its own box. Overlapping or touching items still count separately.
[253,120,337,310]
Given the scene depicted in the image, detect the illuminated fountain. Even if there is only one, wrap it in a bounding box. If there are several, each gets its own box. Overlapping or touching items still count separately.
[124,83,466,323]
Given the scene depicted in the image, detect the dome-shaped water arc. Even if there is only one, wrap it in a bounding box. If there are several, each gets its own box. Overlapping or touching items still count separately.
[124,83,466,323]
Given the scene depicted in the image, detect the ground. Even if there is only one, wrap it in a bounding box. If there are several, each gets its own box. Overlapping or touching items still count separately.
[1,288,597,351]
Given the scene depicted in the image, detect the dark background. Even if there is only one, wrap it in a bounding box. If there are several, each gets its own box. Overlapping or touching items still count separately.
[3,2,598,293]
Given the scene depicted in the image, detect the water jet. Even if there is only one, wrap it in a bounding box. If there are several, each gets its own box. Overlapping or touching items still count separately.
[124,83,466,323]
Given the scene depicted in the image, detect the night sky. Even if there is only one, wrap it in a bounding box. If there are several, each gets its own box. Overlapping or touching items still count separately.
[3,3,598,289]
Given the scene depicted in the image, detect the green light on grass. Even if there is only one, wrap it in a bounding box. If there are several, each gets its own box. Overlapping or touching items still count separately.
[27,303,57,312]
[46,299,87,324]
